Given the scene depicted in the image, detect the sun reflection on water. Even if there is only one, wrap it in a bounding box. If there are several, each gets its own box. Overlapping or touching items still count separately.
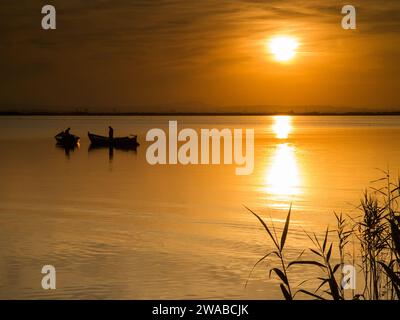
[272,116,292,139]
[265,143,300,200]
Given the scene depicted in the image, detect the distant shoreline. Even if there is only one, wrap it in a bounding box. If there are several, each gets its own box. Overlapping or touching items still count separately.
[2,111,400,116]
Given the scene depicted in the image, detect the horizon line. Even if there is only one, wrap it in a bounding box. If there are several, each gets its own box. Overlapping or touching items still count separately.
[2,111,400,116]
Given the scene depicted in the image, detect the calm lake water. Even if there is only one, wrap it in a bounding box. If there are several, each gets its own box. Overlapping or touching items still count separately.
[0,115,400,299]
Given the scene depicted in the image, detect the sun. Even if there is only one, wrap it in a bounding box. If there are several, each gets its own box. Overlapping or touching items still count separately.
[268,36,299,62]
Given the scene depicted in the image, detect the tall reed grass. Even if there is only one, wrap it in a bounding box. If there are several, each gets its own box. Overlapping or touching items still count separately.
[247,171,400,300]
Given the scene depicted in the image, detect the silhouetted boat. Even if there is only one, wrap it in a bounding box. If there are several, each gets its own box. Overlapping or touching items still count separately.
[88,132,139,149]
[55,131,80,146]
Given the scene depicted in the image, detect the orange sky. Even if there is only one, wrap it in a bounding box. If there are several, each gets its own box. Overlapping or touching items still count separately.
[1,0,400,112]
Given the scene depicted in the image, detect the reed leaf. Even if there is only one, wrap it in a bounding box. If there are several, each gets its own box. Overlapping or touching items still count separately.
[288,260,326,269]
[378,261,400,299]
[244,205,279,250]
[322,228,329,252]
[245,251,277,288]
[270,268,289,286]
[296,289,325,300]
[326,243,333,262]
[389,219,400,256]
[280,204,292,250]
[280,284,292,300]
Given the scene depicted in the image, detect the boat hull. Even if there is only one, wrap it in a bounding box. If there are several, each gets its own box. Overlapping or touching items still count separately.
[88,132,139,149]
[55,132,80,146]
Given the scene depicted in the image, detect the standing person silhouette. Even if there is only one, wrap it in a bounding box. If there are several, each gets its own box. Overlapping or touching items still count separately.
[108,126,114,140]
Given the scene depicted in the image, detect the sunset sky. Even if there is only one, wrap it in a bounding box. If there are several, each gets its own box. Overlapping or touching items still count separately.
[1,0,400,113]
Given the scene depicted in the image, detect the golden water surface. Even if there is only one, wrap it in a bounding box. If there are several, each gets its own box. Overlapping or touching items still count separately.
[0,115,400,299]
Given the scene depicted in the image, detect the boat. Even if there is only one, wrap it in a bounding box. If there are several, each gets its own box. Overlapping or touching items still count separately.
[88,132,139,149]
[55,131,80,146]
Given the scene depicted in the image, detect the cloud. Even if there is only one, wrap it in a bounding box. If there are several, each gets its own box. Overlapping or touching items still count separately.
[0,0,400,110]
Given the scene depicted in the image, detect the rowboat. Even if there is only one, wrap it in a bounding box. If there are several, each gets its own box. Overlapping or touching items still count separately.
[55,131,80,146]
[88,132,139,149]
